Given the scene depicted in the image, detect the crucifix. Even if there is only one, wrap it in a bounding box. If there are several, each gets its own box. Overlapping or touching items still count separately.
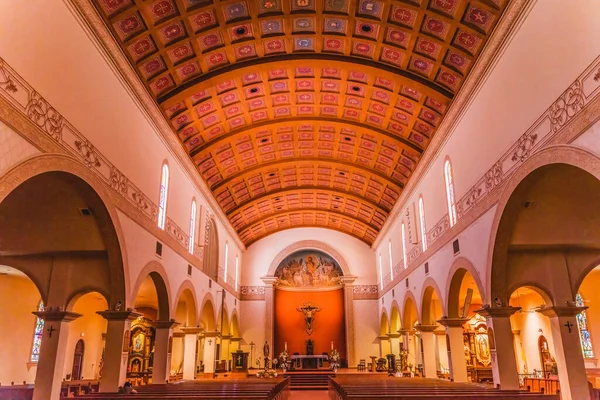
[297,302,321,335]
[47,325,55,338]
[207,339,213,345]
[564,321,574,333]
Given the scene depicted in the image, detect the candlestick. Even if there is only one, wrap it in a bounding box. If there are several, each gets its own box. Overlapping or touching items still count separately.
[331,341,333,350]
[285,342,287,351]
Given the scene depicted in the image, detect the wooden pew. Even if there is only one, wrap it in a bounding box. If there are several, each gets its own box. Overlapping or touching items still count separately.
[328,376,558,400]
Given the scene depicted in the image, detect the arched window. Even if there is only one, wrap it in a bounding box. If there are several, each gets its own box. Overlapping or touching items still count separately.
[235,255,239,291]
[30,300,44,362]
[188,200,197,254]
[444,159,457,227]
[576,293,594,358]
[401,222,407,269]
[388,240,394,281]
[157,163,170,230]
[378,253,383,290]
[224,241,229,283]
[419,196,427,251]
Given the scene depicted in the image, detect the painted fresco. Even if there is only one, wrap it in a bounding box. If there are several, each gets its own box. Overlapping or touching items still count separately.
[274,250,343,287]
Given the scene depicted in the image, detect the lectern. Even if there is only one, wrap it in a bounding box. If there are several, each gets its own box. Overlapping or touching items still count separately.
[231,351,249,371]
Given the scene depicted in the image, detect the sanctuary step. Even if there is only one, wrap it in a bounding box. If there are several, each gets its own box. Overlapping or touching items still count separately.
[284,371,335,390]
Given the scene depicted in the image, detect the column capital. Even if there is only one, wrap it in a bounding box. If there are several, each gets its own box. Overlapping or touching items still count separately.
[221,334,233,340]
[181,327,204,335]
[536,305,587,318]
[32,310,82,322]
[152,320,179,329]
[203,330,220,338]
[437,317,468,327]
[230,337,242,342]
[398,329,415,335]
[96,310,141,321]
[474,306,521,318]
[414,324,438,332]
[377,335,390,340]
[340,276,358,285]
[260,276,278,286]
[386,332,401,338]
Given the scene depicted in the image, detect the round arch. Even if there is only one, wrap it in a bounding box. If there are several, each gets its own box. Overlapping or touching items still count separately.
[487,146,600,304]
[446,257,485,318]
[172,280,198,327]
[421,278,445,325]
[402,290,418,329]
[130,261,171,321]
[230,310,240,337]
[390,300,401,332]
[199,292,217,331]
[380,309,390,336]
[267,240,352,276]
[0,154,129,308]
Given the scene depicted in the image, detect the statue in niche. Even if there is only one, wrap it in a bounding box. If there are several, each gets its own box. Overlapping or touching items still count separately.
[263,341,270,358]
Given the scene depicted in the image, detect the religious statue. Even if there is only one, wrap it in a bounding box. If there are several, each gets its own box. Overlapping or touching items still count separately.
[306,339,314,355]
[297,302,321,335]
[399,343,409,372]
[263,341,270,357]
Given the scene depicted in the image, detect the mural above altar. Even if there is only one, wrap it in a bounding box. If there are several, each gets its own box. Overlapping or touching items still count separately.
[273,250,343,290]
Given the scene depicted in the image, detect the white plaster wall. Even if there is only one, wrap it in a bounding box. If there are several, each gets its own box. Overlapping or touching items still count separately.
[572,119,600,159]
[0,120,40,177]
[375,0,600,277]
[242,228,376,286]
[353,300,380,363]
[239,300,266,368]
[0,274,40,385]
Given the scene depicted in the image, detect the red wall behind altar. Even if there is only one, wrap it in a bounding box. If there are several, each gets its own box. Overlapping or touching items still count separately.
[274,288,346,361]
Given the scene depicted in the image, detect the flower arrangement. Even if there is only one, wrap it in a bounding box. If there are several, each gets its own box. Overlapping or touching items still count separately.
[330,349,340,371]
[279,350,289,362]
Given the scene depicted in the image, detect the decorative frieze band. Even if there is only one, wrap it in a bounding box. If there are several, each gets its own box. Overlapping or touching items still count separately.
[353,285,379,300]
[240,286,266,301]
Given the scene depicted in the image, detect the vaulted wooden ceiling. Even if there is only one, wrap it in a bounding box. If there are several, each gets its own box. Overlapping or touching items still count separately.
[92,0,508,246]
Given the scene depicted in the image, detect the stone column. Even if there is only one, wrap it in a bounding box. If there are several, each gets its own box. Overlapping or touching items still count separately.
[341,276,358,367]
[152,320,178,384]
[202,331,219,377]
[434,330,449,374]
[538,306,589,400]
[220,334,232,371]
[437,318,468,383]
[378,335,391,357]
[261,276,277,355]
[181,327,203,380]
[32,310,81,400]
[476,307,520,390]
[387,332,401,356]
[512,329,526,374]
[416,324,438,378]
[97,310,140,392]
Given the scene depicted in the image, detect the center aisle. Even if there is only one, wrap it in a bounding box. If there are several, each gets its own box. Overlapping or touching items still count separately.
[289,390,329,400]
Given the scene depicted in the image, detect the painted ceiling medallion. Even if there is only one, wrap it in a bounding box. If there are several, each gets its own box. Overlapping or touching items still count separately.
[90,0,509,246]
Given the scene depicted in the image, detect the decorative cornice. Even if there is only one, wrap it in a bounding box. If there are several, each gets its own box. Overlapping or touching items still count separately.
[240,286,265,301]
[353,285,379,300]
[63,0,245,251]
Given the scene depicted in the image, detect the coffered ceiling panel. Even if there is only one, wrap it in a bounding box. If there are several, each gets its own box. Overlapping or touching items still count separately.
[91,0,509,246]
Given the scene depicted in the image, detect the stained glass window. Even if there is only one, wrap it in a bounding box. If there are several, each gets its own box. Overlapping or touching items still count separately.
[576,293,594,358]
[235,255,239,291]
[444,159,457,227]
[378,253,383,290]
[419,196,427,251]
[188,200,197,254]
[224,242,229,283]
[157,163,169,230]
[30,300,44,362]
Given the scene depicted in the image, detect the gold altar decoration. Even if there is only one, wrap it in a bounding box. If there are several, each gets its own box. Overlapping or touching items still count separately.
[297,302,321,335]
[469,314,491,367]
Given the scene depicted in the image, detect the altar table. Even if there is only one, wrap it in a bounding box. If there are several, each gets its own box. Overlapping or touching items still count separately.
[290,354,329,369]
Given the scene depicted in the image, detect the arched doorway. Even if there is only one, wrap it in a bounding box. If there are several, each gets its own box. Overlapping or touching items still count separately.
[421,285,447,378]
[273,249,346,369]
[71,340,85,381]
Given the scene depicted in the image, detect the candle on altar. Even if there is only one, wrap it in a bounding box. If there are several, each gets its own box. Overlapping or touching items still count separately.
[285,342,287,351]
[331,341,333,350]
